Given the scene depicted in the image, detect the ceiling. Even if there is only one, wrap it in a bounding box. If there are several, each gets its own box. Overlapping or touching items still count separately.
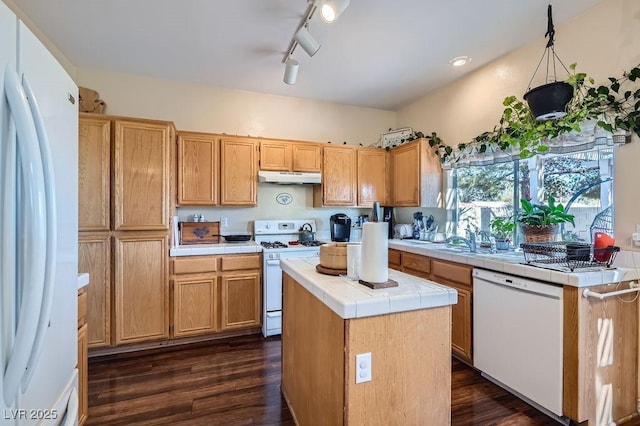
[14,0,605,111]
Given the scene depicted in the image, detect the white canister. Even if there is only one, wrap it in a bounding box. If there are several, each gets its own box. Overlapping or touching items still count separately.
[346,243,362,280]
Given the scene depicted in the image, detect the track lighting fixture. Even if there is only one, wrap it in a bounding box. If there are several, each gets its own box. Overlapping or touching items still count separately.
[318,0,350,23]
[283,58,299,85]
[293,26,321,57]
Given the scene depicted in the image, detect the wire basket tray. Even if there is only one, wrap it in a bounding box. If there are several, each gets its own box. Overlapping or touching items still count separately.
[520,241,619,271]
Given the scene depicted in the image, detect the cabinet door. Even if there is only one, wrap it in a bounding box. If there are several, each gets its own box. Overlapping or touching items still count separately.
[177,132,218,205]
[79,232,111,348]
[220,272,261,330]
[78,115,110,231]
[291,142,322,172]
[450,285,472,363]
[77,323,88,426]
[391,141,420,206]
[114,233,169,344]
[357,148,387,206]
[113,120,171,230]
[220,137,257,206]
[316,146,356,206]
[260,140,292,171]
[173,277,218,337]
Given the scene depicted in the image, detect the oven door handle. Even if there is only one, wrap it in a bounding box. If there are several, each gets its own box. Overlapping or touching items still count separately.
[266,259,281,266]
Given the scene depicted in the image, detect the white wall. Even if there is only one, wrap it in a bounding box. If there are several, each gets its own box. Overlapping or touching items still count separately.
[397,0,640,250]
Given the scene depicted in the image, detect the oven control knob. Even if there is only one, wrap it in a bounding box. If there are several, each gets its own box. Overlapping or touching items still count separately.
[265,224,271,229]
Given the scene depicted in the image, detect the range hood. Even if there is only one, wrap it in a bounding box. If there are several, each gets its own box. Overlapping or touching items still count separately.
[257,170,321,185]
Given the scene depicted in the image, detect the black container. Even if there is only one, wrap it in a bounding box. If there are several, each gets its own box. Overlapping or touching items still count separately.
[565,243,591,261]
[330,214,351,242]
[523,81,574,121]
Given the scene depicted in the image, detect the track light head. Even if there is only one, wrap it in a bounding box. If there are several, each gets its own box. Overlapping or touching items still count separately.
[283,58,299,85]
[319,0,350,23]
[293,26,320,57]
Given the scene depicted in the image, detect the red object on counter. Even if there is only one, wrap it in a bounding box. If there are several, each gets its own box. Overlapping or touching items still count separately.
[593,232,615,262]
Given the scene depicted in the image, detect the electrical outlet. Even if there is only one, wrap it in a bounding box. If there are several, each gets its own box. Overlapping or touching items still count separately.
[220,217,228,227]
[355,352,372,384]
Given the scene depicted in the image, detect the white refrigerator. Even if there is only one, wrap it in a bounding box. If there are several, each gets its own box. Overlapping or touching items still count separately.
[1,1,79,424]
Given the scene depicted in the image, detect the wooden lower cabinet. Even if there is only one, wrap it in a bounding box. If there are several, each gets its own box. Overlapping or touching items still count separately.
[170,253,261,338]
[77,288,88,426]
[114,233,169,345]
[78,232,111,348]
[388,249,473,363]
[173,277,218,337]
[220,272,261,330]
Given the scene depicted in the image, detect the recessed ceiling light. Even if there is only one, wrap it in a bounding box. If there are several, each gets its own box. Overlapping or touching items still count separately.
[449,56,471,67]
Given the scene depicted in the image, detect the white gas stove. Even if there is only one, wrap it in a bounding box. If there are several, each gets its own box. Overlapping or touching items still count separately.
[254,220,324,337]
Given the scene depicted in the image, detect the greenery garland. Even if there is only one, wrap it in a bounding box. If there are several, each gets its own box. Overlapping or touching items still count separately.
[411,64,640,163]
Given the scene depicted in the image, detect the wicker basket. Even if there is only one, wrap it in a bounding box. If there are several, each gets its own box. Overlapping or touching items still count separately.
[520,224,559,243]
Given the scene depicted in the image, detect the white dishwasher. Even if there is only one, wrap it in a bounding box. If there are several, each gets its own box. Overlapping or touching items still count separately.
[473,268,566,421]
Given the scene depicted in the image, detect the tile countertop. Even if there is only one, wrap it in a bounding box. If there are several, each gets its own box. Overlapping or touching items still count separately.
[170,241,262,257]
[388,239,640,287]
[280,257,458,320]
[78,273,89,290]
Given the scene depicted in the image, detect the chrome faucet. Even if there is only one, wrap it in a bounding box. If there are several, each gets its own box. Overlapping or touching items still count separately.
[445,234,478,252]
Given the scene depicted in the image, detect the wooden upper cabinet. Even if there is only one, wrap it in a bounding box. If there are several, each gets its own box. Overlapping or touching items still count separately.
[260,140,292,171]
[390,138,442,207]
[220,137,258,206]
[78,115,110,232]
[314,145,357,206]
[259,140,322,172]
[357,147,388,207]
[177,131,219,205]
[291,142,322,172]
[113,120,172,231]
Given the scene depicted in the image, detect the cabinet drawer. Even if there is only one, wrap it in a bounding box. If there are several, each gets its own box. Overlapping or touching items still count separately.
[402,252,431,274]
[221,254,261,271]
[78,288,87,328]
[431,259,471,287]
[171,256,218,275]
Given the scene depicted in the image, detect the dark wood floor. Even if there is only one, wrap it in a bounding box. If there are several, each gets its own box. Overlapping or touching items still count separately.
[87,334,639,425]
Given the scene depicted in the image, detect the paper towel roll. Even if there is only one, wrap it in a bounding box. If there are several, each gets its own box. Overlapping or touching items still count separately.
[360,222,388,283]
[347,243,362,279]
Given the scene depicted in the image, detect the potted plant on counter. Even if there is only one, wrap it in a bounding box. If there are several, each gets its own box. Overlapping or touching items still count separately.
[516,197,575,242]
[490,217,515,250]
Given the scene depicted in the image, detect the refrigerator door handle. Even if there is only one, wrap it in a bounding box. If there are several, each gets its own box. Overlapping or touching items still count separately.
[20,75,57,390]
[2,67,47,406]
[60,387,79,426]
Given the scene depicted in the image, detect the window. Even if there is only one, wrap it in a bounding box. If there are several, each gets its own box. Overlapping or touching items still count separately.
[453,146,614,243]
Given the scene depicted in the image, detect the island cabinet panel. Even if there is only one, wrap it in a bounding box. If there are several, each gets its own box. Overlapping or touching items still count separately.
[563,284,638,424]
[282,274,346,426]
[177,131,219,205]
[219,137,258,206]
[172,277,218,337]
[114,233,169,344]
[390,138,442,208]
[314,145,357,206]
[78,232,111,348]
[291,142,322,172]
[357,147,388,207]
[78,116,111,231]
[282,273,452,426]
[113,120,172,231]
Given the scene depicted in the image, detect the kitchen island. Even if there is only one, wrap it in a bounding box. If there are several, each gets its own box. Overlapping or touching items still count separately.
[280,258,457,426]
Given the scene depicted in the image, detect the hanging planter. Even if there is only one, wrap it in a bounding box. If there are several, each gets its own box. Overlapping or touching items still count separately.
[523,5,575,122]
[524,81,574,120]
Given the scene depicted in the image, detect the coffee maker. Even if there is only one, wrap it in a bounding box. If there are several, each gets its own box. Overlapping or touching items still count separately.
[330,214,351,242]
[382,206,394,238]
